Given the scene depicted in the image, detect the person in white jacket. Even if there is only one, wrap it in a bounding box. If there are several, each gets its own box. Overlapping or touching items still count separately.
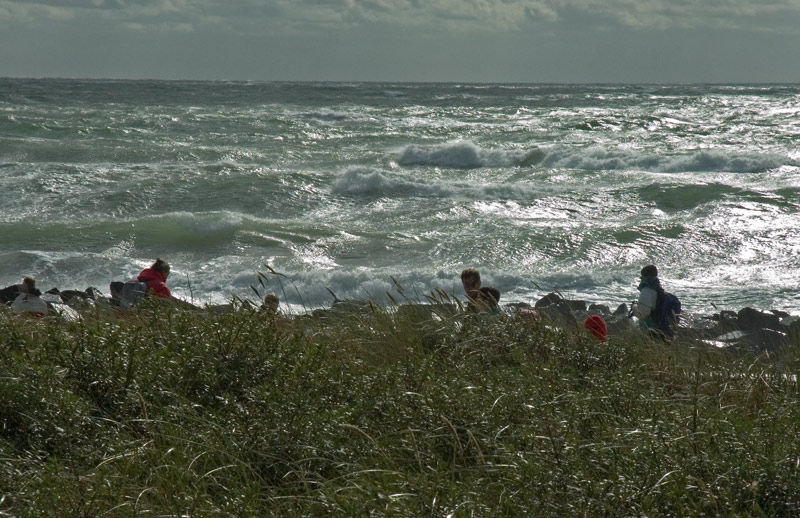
[635,264,661,323]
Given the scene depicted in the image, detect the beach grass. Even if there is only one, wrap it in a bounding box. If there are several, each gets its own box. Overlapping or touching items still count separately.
[1,300,799,517]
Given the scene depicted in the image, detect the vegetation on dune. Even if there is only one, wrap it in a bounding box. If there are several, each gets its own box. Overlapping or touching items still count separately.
[1,298,799,517]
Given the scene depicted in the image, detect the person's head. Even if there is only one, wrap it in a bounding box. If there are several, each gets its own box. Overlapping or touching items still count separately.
[21,276,36,293]
[152,258,171,278]
[640,264,658,279]
[263,292,279,313]
[461,268,481,295]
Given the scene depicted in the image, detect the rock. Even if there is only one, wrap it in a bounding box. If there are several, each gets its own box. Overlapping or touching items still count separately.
[786,319,800,338]
[505,302,533,310]
[743,328,788,354]
[534,292,586,315]
[534,292,563,308]
[612,303,629,317]
[536,303,578,327]
[0,284,21,304]
[564,299,587,312]
[589,303,610,315]
[110,281,124,300]
[59,289,90,303]
[714,330,746,342]
[781,314,800,327]
[682,314,717,331]
[606,314,635,336]
[395,304,433,322]
[737,307,782,332]
[12,280,800,354]
[85,287,104,300]
[771,309,790,320]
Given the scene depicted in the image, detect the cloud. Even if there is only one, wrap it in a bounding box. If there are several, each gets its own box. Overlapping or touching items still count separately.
[224,0,800,34]
[4,0,181,11]
[0,0,195,33]
[3,0,799,35]
[259,0,552,31]
[2,0,799,82]
[550,0,800,32]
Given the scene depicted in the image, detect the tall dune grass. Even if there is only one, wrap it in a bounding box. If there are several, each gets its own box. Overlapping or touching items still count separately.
[1,299,799,516]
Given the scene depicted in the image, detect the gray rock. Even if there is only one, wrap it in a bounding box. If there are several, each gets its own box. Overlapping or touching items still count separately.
[588,303,611,316]
[743,328,788,354]
[536,302,578,327]
[564,299,587,312]
[737,307,782,332]
[535,292,563,308]
[612,303,629,317]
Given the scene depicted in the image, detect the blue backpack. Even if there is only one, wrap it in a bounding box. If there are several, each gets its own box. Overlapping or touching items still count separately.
[654,290,682,336]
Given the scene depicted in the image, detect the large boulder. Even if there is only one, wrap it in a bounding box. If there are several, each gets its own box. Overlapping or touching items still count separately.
[534,292,563,308]
[589,303,611,315]
[536,303,578,327]
[741,328,788,355]
[736,307,783,332]
[612,303,629,317]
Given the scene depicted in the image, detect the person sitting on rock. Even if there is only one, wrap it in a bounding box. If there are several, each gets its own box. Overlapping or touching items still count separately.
[635,265,659,320]
[262,292,280,314]
[138,258,173,299]
[135,258,199,310]
[0,276,42,305]
[460,268,501,315]
[4,276,48,316]
[635,264,680,339]
[21,276,40,296]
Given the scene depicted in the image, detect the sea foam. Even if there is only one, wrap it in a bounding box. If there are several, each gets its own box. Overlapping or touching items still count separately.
[331,167,454,197]
[542,147,793,174]
[4,80,800,314]
[397,141,543,169]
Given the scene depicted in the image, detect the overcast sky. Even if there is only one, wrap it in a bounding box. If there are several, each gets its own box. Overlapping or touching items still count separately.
[2,0,800,83]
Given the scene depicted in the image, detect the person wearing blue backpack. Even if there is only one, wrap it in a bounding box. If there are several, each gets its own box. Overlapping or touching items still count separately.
[634,264,682,339]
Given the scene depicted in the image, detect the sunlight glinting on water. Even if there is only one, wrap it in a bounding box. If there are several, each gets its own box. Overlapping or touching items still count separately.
[3,81,800,311]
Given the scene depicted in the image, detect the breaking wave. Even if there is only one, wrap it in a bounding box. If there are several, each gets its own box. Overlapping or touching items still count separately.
[331,167,454,197]
[542,147,794,174]
[397,141,544,169]
[395,141,792,174]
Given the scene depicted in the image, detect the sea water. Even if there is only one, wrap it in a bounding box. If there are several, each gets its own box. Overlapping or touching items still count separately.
[2,79,800,314]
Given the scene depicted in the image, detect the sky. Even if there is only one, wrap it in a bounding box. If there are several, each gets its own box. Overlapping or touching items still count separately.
[2,0,800,83]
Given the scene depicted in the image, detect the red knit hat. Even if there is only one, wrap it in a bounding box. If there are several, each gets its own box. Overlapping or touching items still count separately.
[584,315,607,342]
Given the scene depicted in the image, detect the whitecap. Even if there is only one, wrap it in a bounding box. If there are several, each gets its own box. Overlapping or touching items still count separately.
[542,146,793,174]
[660,150,789,174]
[397,141,543,169]
[331,167,453,198]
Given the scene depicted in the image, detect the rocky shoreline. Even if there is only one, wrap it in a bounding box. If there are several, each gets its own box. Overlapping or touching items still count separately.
[6,286,798,355]
[523,292,798,354]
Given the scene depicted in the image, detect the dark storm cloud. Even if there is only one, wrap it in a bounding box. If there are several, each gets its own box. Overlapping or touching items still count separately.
[4,0,800,33]
[1,0,799,81]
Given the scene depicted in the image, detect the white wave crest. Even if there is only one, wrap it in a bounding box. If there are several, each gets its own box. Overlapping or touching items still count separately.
[331,167,453,197]
[659,150,789,173]
[543,146,793,174]
[161,211,245,236]
[397,141,542,169]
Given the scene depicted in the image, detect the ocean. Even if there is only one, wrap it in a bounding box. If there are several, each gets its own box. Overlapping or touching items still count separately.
[2,79,799,315]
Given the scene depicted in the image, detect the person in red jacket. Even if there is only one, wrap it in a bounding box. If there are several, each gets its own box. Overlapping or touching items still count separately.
[137,258,172,298]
